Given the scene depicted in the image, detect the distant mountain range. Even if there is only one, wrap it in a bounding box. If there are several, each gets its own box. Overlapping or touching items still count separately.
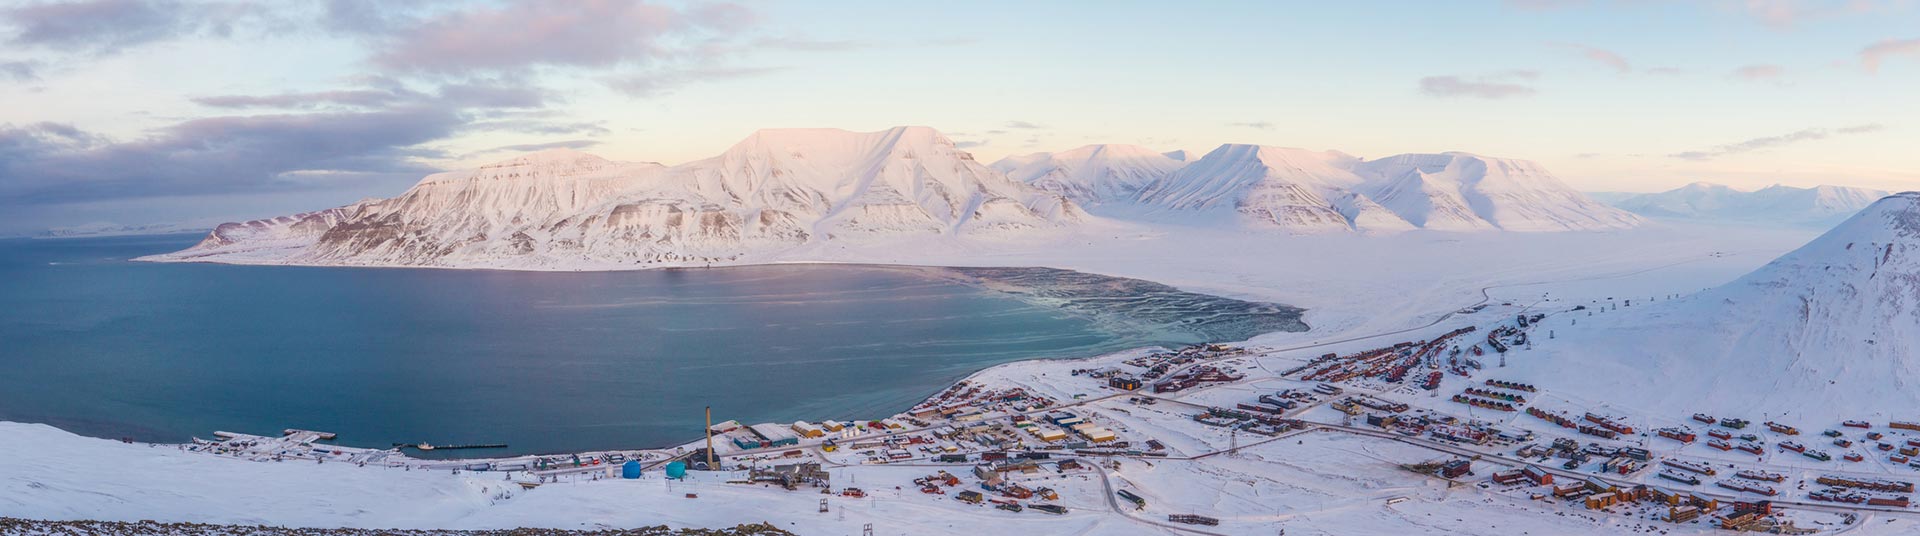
[145,126,1644,269]
[1603,182,1889,227]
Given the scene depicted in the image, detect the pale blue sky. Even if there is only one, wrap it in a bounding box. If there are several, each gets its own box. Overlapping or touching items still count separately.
[0,0,1916,232]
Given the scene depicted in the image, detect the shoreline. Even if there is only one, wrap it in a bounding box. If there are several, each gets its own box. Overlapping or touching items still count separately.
[23,252,1310,460]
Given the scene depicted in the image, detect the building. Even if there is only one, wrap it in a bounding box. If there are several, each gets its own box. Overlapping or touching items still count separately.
[729,432,764,450]
[791,421,825,438]
[1522,466,1553,486]
[749,423,800,448]
[1491,470,1527,485]
[748,463,830,490]
[1440,459,1472,479]
[1670,505,1701,523]
[708,420,743,434]
[1108,376,1143,390]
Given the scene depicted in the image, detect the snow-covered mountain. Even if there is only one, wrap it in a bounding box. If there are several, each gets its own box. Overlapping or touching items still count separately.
[145,127,1082,268]
[990,144,1186,205]
[1130,146,1639,233]
[1611,182,1889,227]
[1514,192,1920,421]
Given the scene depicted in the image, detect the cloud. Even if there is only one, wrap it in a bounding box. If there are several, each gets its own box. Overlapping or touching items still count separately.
[605,65,779,97]
[191,80,546,110]
[0,60,37,82]
[1,0,270,54]
[0,78,578,207]
[1227,121,1274,130]
[953,139,989,149]
[1503,0,1589,9]
[1418,73,1538,99]
[1003,121,1046,129]
[1726,0,1906,30]
[1729,63,1785,81]
[1669,123,1884,160]
[461,139,602,159]
[1861,37,1920,73]
[368,0,746,74]
[1559,43,1632,73]
[192,89,411,109]
[752,36,869,52]
[1508,0,1905,30]
[0,108,454,205]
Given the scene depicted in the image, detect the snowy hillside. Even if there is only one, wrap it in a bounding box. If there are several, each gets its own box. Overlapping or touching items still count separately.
[991,144,1186,205]
[1612,182,1888,227]
[1514,192,1920,422]
[1130,146,1638,233]
[143,127,1083,268]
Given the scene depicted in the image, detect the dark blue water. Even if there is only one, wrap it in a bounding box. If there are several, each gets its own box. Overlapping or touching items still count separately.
[0,235,1212,456]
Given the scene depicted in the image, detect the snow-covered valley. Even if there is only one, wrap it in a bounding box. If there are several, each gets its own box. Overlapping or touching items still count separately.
[20,129,1920,536]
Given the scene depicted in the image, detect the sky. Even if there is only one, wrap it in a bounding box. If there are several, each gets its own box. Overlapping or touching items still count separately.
[0,0,1917,234]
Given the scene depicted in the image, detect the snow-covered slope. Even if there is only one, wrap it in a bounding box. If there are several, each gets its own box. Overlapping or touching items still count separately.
[1612,182,1889,227]
[1515,192,1920,421]
[1356,152,1640,232]
[1128,147,1637,233]
[1133,145,1403,233]
[991,144,1185,205]
[146,127,1082,268]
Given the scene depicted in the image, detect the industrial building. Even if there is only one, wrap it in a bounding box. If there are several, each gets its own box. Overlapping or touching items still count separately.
[748,423,800,448]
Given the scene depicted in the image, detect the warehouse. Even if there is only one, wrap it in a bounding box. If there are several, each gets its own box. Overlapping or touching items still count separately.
[790,421,824,438]
[749,423,800,448]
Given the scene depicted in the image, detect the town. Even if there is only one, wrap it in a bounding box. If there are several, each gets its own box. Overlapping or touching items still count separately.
[178,304,1910,534]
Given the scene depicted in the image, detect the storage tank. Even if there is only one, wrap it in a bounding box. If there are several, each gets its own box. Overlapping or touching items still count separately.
[621,460,642,479]
[665,461,688,480]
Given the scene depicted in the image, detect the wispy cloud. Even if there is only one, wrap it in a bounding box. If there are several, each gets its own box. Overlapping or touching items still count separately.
[1003,120,1046,129]
[1227,121,1274,130]
[1419,71,1539,99]
[1861,37,1920,73]
[1669,124,1885,160]
[460,139,603,159]
[752,36,869,52]
[1558,43,1632,73]
[0,60,37,82]
[1508,0,1907,31]
[953,139,989,149]
[1729,63,1785,82]
[606,66,781,98]
[368,1,745,74]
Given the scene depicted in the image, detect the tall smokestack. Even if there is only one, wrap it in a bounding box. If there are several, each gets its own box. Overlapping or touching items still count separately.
[705,406,716,470]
